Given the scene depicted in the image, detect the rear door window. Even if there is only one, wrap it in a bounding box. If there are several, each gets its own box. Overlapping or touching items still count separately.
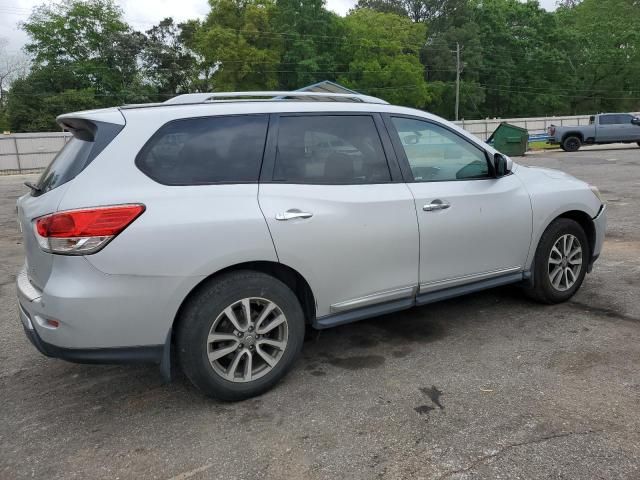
[599,115,617,125]
[272,115,391,184]
[137,115,269,185]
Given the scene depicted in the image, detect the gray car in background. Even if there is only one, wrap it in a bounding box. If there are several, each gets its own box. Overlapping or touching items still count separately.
[16,92,606,400]
[548,112,640,151]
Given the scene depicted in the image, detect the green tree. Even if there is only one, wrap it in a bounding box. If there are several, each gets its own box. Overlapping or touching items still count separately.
[421,0,484,118]
[555,0,640,114]
[9,0,149,131]
[193,0,281,91]
[142,18,200,97]
[355,0,453,23]
[469,0,568,117]
[271,0,342,90]
[337,9,430,107]
[7,69,100,131]
[22,0,146,102]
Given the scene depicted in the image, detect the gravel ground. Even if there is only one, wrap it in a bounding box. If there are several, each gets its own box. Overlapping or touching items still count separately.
[1,144,639,479]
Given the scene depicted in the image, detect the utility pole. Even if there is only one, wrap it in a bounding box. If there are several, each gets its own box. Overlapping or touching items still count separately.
[455,42,461,121]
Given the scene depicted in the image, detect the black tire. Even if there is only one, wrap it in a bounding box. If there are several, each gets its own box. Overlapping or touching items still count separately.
[637,142,640,147]
[526,218,590,304]
[562,136,581,152]
[176,270,305,401]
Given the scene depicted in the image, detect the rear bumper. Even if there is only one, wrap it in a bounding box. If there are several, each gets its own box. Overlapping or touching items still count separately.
[16,257,201,357]
[19,303,162,364]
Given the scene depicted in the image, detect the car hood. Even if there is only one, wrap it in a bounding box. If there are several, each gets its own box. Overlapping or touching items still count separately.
[516,165,588,185]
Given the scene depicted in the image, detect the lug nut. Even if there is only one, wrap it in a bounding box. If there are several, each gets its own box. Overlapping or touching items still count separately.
[237,332,243,338]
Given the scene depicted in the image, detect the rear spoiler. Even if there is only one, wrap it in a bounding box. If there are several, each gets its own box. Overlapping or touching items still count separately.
[55,112,125,168]
[57,108,125,141]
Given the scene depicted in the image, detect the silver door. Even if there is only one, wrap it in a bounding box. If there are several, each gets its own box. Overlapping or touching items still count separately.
[597,114,623,142]
[386,116,532,292]
[616,114,640,142]
[258,114,419,317]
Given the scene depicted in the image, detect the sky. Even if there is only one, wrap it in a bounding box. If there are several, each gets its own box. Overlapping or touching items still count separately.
[0,0,558,55]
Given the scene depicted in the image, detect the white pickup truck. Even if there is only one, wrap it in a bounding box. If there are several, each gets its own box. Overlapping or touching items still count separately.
[548,113,640,152]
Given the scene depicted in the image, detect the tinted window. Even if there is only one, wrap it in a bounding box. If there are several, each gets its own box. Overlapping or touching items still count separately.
[391,117,490,182]
[36,137,93,195]
[600,115,619,125]
[35,121,124,196]
[273,115,391,184]
[618,114,633,124]
[137,115,268,185]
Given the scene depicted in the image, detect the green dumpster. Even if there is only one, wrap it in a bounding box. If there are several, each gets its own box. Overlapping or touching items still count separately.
[487,122,529,156]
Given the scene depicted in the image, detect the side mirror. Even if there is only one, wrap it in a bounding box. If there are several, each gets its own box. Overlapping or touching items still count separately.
[631,117,640,126]
[493,153,510,177]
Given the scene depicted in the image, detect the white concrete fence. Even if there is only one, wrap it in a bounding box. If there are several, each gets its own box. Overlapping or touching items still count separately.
[2,112,638,174]
[0,132,71,174]
[453,114,592,141]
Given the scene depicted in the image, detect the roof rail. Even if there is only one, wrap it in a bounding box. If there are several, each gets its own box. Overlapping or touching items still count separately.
[163,91,389,105]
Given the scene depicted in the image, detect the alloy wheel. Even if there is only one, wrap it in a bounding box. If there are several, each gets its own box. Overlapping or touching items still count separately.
[548,234,583,292]
[206,297,288,382]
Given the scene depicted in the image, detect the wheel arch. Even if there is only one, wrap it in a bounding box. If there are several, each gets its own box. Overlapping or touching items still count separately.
[160,261,316,382]
[531,209,595,268]
[172,260,317,332]
[561,131,584,143]
[556,210,596,259]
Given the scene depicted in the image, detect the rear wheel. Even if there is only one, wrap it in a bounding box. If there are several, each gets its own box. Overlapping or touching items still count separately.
[526,218,589,304]
[562,136,582,152]
[177,271,305,401]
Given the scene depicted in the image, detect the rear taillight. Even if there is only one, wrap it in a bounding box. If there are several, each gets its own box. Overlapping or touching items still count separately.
[548,126,556,136]
[34,204,145,255]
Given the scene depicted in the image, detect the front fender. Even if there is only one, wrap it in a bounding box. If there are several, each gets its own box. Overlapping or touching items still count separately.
[514,166,602,270]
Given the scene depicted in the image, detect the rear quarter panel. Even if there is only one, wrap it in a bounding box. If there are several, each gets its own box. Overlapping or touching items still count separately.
[56,108,278,279]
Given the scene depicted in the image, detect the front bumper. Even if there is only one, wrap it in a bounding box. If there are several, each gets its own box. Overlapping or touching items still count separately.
[589,204,607,271]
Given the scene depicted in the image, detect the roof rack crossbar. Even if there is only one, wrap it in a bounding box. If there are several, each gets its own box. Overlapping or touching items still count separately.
[163,91,388,105]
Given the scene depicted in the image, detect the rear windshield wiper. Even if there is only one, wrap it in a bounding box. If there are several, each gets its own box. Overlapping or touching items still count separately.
[24,181,42,194]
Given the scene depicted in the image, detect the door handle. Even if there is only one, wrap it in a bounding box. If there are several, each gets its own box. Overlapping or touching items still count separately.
[423,199,450,212]
[275,209,314,221]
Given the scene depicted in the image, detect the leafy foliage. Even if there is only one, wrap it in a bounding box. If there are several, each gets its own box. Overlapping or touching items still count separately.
[142,18,200,97]
[4,0,640,131]
[338,10,430,107]
[192,0,281,92]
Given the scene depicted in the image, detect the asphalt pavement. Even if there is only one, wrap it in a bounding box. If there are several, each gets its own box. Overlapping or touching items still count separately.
[1,144,639,479]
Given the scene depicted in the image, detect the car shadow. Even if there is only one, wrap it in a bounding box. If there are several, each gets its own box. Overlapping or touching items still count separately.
[12,284,537,408]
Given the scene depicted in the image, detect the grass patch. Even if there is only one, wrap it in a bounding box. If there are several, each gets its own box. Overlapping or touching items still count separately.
[528,140,557,151]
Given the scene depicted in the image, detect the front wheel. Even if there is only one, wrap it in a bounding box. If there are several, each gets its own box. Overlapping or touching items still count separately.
[176,271,305,401]
[526,218,589,304]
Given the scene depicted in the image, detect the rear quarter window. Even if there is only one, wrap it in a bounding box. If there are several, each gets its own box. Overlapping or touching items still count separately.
[136,115,269,185]
[35,120,123,196]
[36,138,93,194]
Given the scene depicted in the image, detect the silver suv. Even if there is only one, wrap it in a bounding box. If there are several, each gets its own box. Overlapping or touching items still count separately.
[16,92,606,400]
